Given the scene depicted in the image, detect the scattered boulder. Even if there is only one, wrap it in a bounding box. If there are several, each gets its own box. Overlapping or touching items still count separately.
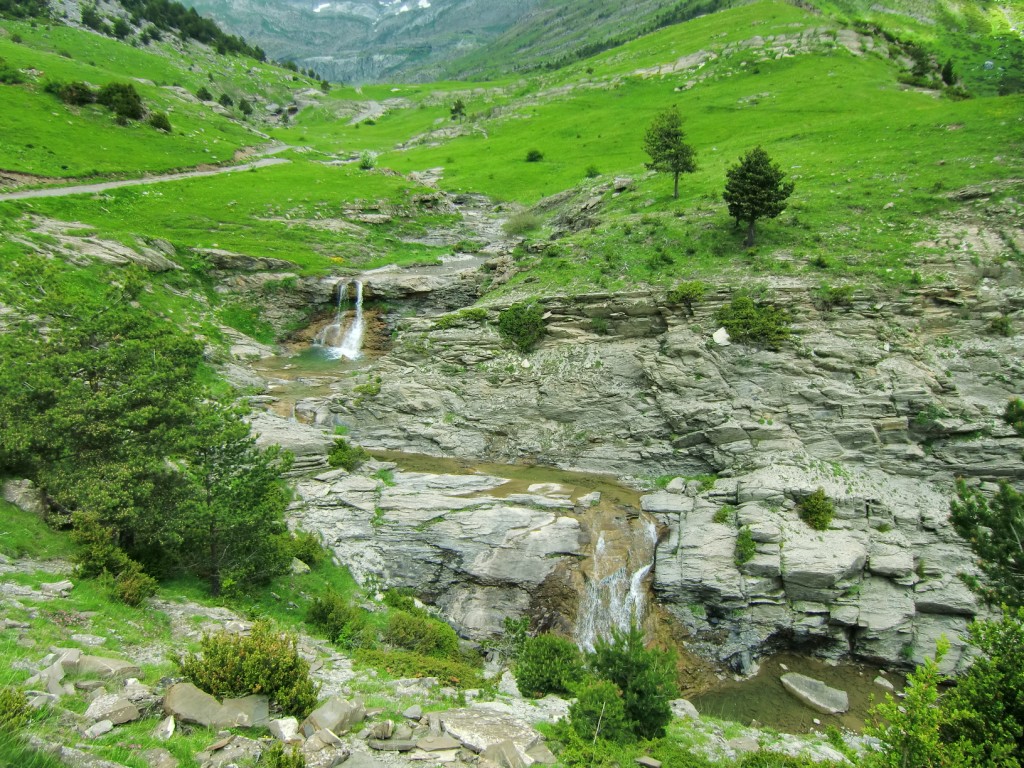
[302,696,365,736]
[196,735,262,768]
[153,715,175,741]
[218,694,269,728]
[40,580,74,597]
[269,716,303,744]
[2,479,45,516]
[482,739,530,768]
[78,655,142,680]
[417,734,461,752]
[670,699,700,720]
[84,694,141,725]
[780,673,850,715]
[367,739,417,752]
[164,683,223,728]
[636,758,663,768]
[84,720,113,739]
[402,704,423,720]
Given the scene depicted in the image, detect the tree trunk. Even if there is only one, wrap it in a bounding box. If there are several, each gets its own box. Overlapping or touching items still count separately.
[673,172,680,199]
[745,220,756,247]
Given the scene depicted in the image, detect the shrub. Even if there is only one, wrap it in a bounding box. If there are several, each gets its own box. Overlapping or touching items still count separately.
[0,58,23,84]
[568,678,630,742]
[174,619,320,717]
[382,588,422,615]
[1005,399,1024,436]
[307,590,368,647]
[354,648,483,688]
[813,283,854,312]
[525,148,544,162]
[585,164,601,178]
[288,530,326,567]
[358,152,374,170]
[713,505,734,524]
[715,295,791,350]
[327,438,369,471]
[383,611,460,659]
[735,526,756,566]
[514,634,584,698]
[112,561,157,606]
[263,744,306,768]
[148,111,171,132]
[195,86,213,101]
[798,488,834,530]
[502,212,541,236]
[497,301,545,353]
[989,315,1013,337]
[0,687,28,730]
[45,80,95,105]
[239,98,253,115]
[667,280,707,315]
[218,93,233,107]
[96,82,143,120]
[589,622,677,741]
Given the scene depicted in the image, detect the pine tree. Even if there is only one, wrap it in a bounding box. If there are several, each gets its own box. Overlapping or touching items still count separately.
[951,479,1024,607]
[642,107,697,199]
[722,146,795,247]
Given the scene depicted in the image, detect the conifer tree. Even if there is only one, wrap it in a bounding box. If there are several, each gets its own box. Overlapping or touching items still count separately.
[723,145,794,247]
[643,106,697,199]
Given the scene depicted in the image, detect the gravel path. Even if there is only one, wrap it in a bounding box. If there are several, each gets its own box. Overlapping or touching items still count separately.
[0,157,291,202]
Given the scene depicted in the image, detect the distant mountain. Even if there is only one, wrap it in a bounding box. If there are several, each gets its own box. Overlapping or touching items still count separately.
[183,0,709,83]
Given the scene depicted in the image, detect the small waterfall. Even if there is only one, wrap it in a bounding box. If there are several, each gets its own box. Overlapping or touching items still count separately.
[575,513,658,652]
[313,280,364,360]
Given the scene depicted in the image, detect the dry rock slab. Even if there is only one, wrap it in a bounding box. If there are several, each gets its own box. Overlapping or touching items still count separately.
[780,673,850,715]
[441,708,541,755]
[78,655,142,680]
[367,739,417,752]
[164,683,223,728]
[84,694,140,725]
[482,739,532,768]
[84,720,114,739]
[302,696,365,736]
[142,748,178,768]
[417,734,462,751]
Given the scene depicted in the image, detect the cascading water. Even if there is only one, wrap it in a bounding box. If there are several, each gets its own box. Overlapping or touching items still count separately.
[575,512,659,652]
[313,280,364,360]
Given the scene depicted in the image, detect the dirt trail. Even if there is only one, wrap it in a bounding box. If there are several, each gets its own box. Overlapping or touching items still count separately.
[0,156,290,202]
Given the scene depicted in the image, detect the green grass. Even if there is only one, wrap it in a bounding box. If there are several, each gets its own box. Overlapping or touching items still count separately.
[0,500,69,560]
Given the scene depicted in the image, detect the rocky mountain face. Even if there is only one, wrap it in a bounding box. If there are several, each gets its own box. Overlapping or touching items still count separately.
[240,203,1024,675]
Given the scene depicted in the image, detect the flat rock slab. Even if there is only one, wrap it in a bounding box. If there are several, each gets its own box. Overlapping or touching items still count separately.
[84,694,140,725]
[344,754,388,768]
[781,673,850,715]
[440,708,541,754]
[367,739,417,752]
[417,734,462,752]
[79,656,142,680]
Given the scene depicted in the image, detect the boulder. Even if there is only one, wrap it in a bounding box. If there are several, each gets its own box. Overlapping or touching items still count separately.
[367,739,418,752]
[669,699,700,720]
[84,720,113,739]
[302,696,365,736]
[153,715,175,741]
[196,735,262,768]
[40,580,74,597]
[84,694,140,725]
[164,683,224,728]
[2,479,45,516]
[218,694,269,727]
[440,708,541,755]
[344,754,388,768]
[482,739,531,768]
[78,656,142,680]
[269,716,303,744]
[780,673,849,714]
[417,734,461,752]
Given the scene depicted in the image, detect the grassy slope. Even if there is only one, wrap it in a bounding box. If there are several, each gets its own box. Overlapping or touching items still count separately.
[0,19,324,177]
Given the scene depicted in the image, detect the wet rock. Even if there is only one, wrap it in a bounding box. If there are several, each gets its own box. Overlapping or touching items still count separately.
[780,673,850,714]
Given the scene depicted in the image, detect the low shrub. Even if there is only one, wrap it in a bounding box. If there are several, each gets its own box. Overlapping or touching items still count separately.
[148,111,171,132]
[0,58,23,84]
[502,212,541,236]
[585,164,601,178]
[667,280,707,315]
[813,283,854,312]
[195,86,212,101]
[568,678,630,742]
[0,687,28,730]
[713,505,734,524]
[1005,398,1024,436]
[287,530,326,567]
[798,488,834,530]
[112,561,157,606]
[45,80,95,105]
[174,619,320,717]
[715,295,791,350]
[989,315,1013,337]
[383,610,460,659]
[263,744,306,768]
[381,588,422,615]
[218,93,233,107]
[358,152,375,170]
[514,633,584,698]
[434,307,489,330]
[735,526,756,566]
[497,301,545,353]
[354,648,483,688]
[525,148,544,162]
[307,590,368,647]
[96,82,143,120]
[327,438,369,471]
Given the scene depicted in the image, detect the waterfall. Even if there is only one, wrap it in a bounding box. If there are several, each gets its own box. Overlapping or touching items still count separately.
[575,515,658,652]
[313,280,364,360]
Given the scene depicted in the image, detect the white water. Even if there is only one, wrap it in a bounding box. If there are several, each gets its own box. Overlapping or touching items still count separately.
[575,517,658,652]
[313,280,365,360]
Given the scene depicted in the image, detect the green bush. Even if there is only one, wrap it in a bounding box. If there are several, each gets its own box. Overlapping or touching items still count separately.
[798,488,834,530]
[433,307,488,330]
[502,212,541,236]
[988,315,1012,337]
[525,148,544,162]
[813,283,854,312]
[589,622,677,741]
[382,588,423,615]
[585,164,601,178]
[148,111,172,132]
[358,152,375,170]
[327,438,369,471]
[713,505,734,524]
[715,295,791,350]
[667,280,707,315]
[96,82,144,120]
[174,619,320,718]
[568,678,631,742]
[218,93,233,107]
[354,648,483,688]
[383,611,460,659]
[112,561,158,606]
[307,591,368,647]
[1004,398,1024,436]
[0,687,28,731]
[263,744,306,768]
[45,80,95,105]
[287,530,326,567]
[196,86,212,101]
[514,634,584,698]
[735,526,756,566]
[497,301,545,352]
[0,57,23,84]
